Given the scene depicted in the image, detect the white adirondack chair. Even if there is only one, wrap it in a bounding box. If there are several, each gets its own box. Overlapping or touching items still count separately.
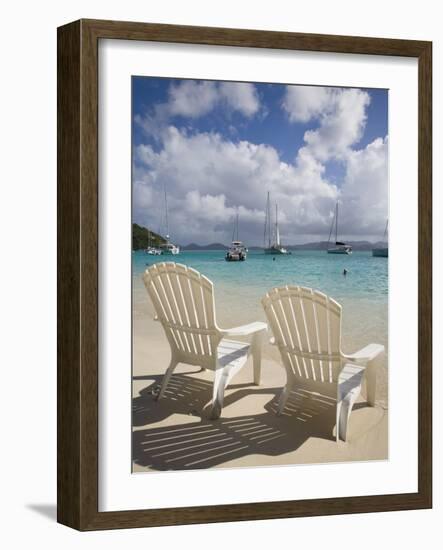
[143,262,267,419]
[261,286,384,442]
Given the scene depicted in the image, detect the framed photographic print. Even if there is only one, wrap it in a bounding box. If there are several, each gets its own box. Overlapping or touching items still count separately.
[57,19,432,530]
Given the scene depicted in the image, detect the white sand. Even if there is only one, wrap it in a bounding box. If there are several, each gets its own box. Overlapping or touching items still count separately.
[132,291,388,472]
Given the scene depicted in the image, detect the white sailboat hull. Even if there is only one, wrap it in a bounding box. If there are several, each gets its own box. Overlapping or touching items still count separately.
[145,248,162,255]
[225,253,246,261]
[327,246,352,255]
[264,194,288,255]
[225,240,247,261]
[327,202,352,255]
[160,244,180,255]
[264,246,288,255]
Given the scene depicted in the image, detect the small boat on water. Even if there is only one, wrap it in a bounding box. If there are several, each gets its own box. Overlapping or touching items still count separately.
[327,201,352,254]
[144,231,161,255]
[328,243,352,255]
[264,192,289,255]
[225,240,247,261]
[225,213,247,261]
[372,220,388,257]
[159,240,180,255]
[159,187,180,255]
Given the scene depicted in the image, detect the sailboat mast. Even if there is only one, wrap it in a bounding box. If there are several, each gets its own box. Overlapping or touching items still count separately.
[335,202,338,243]
[383,219,388,241]
[164,188,169,240]
[268,194,271,247]
[236,212,239,241]
[275,203,280,246]
[263,191,271,248]
[264,192,272,248]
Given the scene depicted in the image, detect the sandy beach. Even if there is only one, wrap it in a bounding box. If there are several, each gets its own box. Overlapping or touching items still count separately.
[132,279,388,472]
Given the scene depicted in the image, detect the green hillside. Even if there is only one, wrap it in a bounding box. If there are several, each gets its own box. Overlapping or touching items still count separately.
[132,223,166,250]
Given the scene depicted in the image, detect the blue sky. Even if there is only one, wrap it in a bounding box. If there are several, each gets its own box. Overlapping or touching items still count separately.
[132,77,388,245]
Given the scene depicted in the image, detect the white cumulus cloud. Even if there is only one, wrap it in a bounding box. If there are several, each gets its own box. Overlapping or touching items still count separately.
[303,89,370,162]
[133,126,338,244]
[168,80,219,118]
[339,137,389,236]
[135,80,261,138]
[134,83,387,245]
[283,85,334,123]
[219,82,260,117]
[284,86,370,162]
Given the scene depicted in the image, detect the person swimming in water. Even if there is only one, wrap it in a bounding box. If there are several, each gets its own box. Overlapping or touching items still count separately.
[343,268,348,276]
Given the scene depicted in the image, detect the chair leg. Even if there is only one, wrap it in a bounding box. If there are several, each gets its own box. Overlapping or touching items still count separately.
[337,399,353,442]
[251,331,264,385]
[277,380,293,416]
[156,360,178,400]
[336,400,342,442]
[336,390,360,442]
[365,354,382,407]
[210,367,230,419]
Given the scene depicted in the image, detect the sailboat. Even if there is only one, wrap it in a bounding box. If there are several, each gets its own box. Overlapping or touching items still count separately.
[159,187,180,255]
[372,219,388,257]
[225,212,247,261]
[327,201,352,254]
[144,228,161,255]
[146,247,161,255]
[145,239,161,256]
[264,192,288,255]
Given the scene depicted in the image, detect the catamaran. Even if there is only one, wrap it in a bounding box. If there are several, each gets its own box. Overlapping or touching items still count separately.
[264,192,288,255]
[225,212,247,261]
[327,201,352,254]
[372,219,388,257]
[159,187,180,255]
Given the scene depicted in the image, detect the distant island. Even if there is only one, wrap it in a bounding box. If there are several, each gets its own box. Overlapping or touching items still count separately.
[132,223,387,251]
[180,240,388,251]
[287,240,388,251]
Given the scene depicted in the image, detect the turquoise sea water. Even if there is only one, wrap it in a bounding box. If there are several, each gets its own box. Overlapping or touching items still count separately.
[133,249,388,358]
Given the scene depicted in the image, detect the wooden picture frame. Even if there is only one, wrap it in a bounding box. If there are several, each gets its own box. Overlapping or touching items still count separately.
[57,19,432,530]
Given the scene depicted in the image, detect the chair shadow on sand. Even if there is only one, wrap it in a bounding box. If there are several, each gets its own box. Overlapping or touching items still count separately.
[132,370,369,471]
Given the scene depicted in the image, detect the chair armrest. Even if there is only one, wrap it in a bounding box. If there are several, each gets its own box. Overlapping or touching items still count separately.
[343,343,384,363]
[221,321,267,337]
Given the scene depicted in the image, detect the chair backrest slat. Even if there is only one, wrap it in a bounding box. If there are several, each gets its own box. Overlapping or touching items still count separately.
[299,287,321,381]
[312,291,329,382]
[287,287,315,379]
[149,266,188,353]
[262,285,342,383]
[187,269,213,356]
[199,272,219,356]
[277,290,305,378]
[159,263,194,354]
[143,263,220,364]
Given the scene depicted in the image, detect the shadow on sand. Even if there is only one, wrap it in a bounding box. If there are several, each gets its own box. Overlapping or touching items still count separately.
[132,371,369,471]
